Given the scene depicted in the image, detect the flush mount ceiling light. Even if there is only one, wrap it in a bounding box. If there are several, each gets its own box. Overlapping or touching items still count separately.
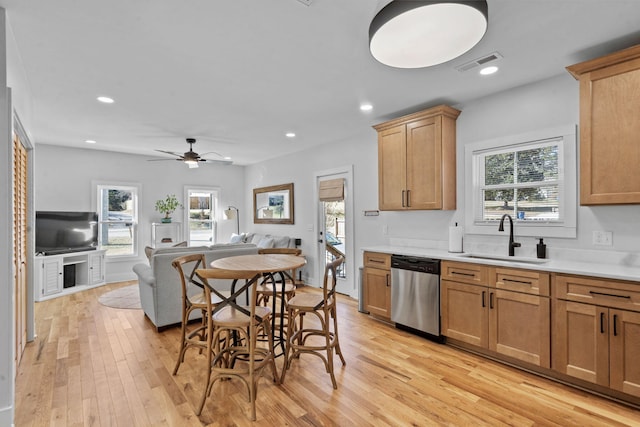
[369,0,488,69]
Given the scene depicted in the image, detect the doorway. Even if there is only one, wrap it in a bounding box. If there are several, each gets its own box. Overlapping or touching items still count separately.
[316,167,354,297]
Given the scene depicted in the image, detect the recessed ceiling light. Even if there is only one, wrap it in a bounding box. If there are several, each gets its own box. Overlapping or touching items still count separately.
[224,156,232,160]
[360,103,373,112]
[96,96,114,104]
[85,139,97,144]
[479,65,498,75]
[286,132,296,138]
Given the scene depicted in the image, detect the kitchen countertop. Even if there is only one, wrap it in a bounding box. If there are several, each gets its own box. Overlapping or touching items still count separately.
[362,245,640,283]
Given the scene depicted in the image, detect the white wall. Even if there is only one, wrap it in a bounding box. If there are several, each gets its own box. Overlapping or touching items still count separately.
[34,144,246,282]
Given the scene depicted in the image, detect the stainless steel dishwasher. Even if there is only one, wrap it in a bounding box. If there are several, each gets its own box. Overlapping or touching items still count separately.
[390,255,442,341]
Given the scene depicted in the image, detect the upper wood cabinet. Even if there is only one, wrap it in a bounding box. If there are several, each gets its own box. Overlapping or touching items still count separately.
[567,44,640,205]
[373,105,460,210]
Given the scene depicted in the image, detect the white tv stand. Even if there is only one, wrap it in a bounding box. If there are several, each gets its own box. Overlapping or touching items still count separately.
[34,249,106,301]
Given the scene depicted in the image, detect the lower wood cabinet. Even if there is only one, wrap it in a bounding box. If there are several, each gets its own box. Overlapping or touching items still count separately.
[376,258,640,404]
[553,274,640,398]
[362,252,391,319]
[441,261,551,368]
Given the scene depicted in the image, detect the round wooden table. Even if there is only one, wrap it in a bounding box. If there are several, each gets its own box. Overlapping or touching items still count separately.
[211,254,307,356]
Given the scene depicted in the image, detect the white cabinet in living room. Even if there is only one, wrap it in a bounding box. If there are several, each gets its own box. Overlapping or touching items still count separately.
[151,222,182,248]
[40,257,63,297]
[88,251,105,285]
[34,249,107,301]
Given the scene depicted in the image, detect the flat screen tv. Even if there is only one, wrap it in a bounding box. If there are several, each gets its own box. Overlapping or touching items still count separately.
[35,211,99,255]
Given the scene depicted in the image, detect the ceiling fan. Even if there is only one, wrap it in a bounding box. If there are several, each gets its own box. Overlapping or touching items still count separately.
[148,138,232,168]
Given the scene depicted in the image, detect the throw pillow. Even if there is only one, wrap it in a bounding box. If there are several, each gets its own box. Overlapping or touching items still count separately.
[257,237,274,249]
[271,235,291,248]
[230,233,243,244]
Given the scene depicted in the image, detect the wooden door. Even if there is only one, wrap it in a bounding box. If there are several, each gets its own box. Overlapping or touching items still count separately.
[363,267,391,319]
[406,117,441,210]
[378,124,406,210]
[553,300,609,386]
[440,280,488,347]
[13,135,28,366]
[489,289,550,367]
[609,308,640,398]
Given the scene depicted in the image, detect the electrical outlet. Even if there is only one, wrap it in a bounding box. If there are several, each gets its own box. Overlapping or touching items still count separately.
[592,230,613,246]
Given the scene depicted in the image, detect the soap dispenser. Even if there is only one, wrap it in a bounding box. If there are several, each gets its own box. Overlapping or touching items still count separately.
[536,238,546,259]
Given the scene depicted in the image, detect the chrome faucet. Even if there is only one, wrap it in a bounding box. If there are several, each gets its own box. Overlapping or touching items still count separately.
[498,214,521,256]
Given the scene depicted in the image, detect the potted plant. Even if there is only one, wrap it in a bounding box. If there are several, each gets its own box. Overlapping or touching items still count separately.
[155,194,182,223]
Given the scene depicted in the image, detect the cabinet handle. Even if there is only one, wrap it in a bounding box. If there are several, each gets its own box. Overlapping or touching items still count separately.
[502,278,532,286]
[600,312,605,334]
[452,271,475,277]
[406,190,411,207]
[482,291,486,307]
[386,274,390,287]
[369,259,385,264]
[401,190,406,207]
[589,291,631,299]
[613,314,618,336]
[490,292,494,309]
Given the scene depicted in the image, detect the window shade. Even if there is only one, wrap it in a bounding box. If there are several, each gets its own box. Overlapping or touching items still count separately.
[319,178,345,202]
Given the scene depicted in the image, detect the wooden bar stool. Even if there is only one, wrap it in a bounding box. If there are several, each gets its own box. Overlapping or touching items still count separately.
[171,253,222,377]
[195,267,279,420]
[281,256,345,389]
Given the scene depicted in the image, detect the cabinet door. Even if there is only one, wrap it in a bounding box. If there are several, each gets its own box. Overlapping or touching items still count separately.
[440,280,488,347]
[42,258,63,296]
[489,289,550,368]
[406,117,442,210]
[553,300,609,386]
[609,309,640,398]
[88,252,105,285]
[378,125,407,210]
[363,267,391,319]
[574,53,640,204]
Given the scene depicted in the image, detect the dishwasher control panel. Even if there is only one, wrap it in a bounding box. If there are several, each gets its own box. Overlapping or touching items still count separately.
[391,255,440,275]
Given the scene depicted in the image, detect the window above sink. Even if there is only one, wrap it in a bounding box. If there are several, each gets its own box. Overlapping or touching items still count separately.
[464,125,577,239]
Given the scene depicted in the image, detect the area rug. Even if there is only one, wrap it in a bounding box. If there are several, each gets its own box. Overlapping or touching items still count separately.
[98,284,141,309]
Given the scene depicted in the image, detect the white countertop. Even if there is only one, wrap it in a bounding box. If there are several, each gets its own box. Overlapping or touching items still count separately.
[362,245,640,283]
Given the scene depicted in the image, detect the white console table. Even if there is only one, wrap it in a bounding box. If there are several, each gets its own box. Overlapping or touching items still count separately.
[151,222,182,248]
[34,249,106,301]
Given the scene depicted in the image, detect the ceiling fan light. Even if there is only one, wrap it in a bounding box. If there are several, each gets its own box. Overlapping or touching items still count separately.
[185,159,199,168]
[369,0,488,69]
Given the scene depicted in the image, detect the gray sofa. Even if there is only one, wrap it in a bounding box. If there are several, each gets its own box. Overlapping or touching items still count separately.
[133,243,260,331]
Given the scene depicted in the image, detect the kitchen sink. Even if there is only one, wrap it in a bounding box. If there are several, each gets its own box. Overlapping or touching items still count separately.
[458,253,549,264]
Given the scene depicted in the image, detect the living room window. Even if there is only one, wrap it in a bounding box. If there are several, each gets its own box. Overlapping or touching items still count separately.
[95,183,139,257]
[464,125,577,238]
[185,187,218,245]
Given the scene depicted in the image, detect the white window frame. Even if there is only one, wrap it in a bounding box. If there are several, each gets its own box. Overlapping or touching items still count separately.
[183,186,220,245]
[464,125,577,238]
[93,181,141,258]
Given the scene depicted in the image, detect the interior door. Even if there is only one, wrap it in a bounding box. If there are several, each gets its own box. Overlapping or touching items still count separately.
[317,173,349,295]
[13,133,28,366]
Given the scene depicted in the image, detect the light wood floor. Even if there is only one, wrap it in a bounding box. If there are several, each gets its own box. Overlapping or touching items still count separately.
[15,281,640,426]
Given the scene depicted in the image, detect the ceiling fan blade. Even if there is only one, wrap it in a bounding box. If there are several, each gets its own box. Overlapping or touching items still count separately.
[154,149,184,158]
[201,158,233,166]
[199,151,224,158]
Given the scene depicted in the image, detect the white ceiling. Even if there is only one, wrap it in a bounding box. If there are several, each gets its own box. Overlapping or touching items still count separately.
[2,0,640,165]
